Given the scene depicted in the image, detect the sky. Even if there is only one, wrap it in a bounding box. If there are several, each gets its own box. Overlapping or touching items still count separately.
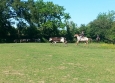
[42,0,115,26]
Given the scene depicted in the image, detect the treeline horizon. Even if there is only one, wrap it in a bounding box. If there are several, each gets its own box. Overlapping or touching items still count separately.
[0,0,115,43]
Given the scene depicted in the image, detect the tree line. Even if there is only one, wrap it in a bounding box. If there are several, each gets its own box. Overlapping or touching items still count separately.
[0,0,115,43]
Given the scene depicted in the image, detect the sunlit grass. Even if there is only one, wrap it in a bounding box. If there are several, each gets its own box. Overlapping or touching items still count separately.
[0,43,115,83]
[101,43,115,49]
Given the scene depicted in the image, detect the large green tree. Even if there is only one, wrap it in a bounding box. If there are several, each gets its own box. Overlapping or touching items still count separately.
[88,11,115,42]
[34,0,71,39]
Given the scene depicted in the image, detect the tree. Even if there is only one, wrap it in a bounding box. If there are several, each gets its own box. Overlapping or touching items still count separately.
[0,0,13,42]
[32,0,71,40]
[65,21,78,42]
[106,21,115,43]
[88,11,115,42]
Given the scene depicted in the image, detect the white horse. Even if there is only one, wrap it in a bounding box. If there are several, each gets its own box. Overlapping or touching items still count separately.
[74,34,89,45]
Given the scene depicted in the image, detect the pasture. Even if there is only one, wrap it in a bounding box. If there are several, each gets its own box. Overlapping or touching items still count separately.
[0,43,115,83]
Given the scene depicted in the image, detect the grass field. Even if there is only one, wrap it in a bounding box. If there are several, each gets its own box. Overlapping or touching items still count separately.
[0,43,115,83]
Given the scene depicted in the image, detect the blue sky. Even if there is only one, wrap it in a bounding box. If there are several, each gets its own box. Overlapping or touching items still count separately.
[43,0,115,26]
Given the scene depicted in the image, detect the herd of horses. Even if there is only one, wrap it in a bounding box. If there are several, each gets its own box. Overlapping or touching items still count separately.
[49,34,100,45]
[13,34,100,45]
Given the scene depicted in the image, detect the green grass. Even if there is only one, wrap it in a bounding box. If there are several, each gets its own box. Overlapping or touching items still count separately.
[0,43,115,83]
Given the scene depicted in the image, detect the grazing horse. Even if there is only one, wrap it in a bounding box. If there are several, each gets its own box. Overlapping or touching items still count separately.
[74,34,89,45]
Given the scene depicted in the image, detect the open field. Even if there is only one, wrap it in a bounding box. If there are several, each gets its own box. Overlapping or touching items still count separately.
[0,43,115,83]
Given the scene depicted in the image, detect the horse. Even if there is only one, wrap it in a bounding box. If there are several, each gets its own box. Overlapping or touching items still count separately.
[49,37,67,46]
[96,36,100,42]
[74,34,89,45]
